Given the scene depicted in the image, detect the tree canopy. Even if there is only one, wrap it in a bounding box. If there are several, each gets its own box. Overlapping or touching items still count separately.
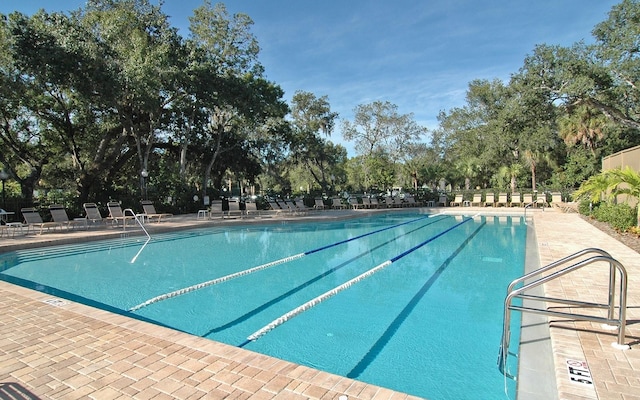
[0,0,639,213]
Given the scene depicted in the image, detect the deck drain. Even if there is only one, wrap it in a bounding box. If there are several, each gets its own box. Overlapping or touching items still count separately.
[43,298,68,307]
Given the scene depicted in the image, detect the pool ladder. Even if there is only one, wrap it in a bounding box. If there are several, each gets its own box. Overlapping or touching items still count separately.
[498,248,629,380]
[123,208,151,263]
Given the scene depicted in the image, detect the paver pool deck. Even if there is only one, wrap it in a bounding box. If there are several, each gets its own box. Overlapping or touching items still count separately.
[0,207,638,399]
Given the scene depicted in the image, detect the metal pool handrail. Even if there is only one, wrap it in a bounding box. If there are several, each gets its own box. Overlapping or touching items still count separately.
[498,248,629,379]
[123,208,151,263]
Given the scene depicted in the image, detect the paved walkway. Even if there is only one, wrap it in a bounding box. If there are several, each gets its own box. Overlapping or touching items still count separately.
[0,208,638,399]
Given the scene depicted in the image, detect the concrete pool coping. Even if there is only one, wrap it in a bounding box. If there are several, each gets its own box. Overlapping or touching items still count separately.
[0,207,638,399]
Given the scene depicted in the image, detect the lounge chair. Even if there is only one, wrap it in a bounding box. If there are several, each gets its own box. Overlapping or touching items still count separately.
[523,193,534,207]
[450,194,463,207]
[49,204,87,230]
[471,194,483,207]
[348,198,363,209]
[281,200,304,215]
[314,198,325,210]
[294,199,313,213]
[484,193,495,207]
[536,193,548,208]
[361,197,371,208]
[83,203,106,226]
[141,200,172,222]
[369,197,380,208]
[21,207,61,234]
[510,193,522,207]
[244,202,261,217]
[331,198,346,209]
[267,200,285,215]
[106,201,135,226]
[438,195,448,207]
[404,196,420,207]
[225,200,243,218]
[496,193,508,207]
[551,192,562,206]
[209,201,223,218]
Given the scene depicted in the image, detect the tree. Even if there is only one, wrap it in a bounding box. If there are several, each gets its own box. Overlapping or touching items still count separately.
[185,1,288,198]
[342,101,426,191]
[288,91,340,192]
[342,101,426,159]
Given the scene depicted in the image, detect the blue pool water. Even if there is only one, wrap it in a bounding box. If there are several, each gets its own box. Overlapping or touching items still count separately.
[0,212,525,399]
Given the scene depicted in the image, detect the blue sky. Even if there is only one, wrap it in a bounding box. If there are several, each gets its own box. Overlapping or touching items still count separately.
[1,0,620,155]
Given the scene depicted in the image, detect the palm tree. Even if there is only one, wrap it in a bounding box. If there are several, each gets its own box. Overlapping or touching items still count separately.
[574,167,640,225]
[606,167,640,226]
[558,105,608,154]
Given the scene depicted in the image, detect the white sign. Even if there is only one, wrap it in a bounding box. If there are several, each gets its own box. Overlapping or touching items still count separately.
[566,359,593,385]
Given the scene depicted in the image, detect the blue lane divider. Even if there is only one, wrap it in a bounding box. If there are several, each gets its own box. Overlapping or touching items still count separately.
[239,215,476,346]
[129,214,435,312]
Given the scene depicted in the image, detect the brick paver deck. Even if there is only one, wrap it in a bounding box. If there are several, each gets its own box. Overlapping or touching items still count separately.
[0,208,638,399]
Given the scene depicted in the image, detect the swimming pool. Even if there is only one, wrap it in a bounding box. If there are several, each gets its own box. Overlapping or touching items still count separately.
[0,212,525,399]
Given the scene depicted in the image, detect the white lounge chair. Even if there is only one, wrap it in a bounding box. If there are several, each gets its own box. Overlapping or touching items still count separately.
[496,193,508,207]
[471,194,483,206]
[510,193,522,207]
[450,194,463,207]
[484,193,495,207]
[141,200,172,222]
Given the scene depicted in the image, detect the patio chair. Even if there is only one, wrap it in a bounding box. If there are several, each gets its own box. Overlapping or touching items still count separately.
[209,201,223,219]
[83,203,106,226]
[496,193,509,207]
[348,198,364,209]
[536,193,548,208]
[21,207,61,234]
[293,199,313,213]
[267,200,285,215]
[331,198,346,209]
[404,196,420,207]
[314,198,325,210]
[522,193,534,206]
[141,200,173,222]
[450,194,463,207]
[106,201,135,226]
[49,204,87,230]
[244,202,262,218]
[370,197,381,208]
[510,193,522,207]
[484,193,495,207]
[471,193,483,207]
[225,200,243,218]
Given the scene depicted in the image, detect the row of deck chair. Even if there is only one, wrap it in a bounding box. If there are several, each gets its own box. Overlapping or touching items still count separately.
[448,192,551,207]
[18,201,172,235]
[267,199,313,215]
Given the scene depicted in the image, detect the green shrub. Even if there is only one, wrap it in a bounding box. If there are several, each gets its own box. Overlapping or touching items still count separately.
[578,199,595,216]
[592,202,637,232]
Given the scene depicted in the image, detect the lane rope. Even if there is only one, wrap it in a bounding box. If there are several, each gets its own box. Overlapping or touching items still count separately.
[129,214,436,312]
[240,215,476,345]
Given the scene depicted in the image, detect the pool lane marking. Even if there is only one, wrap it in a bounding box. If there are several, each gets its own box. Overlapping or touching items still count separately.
[129,214,435,312]
[203,216,450,335]
[240,214,476,346]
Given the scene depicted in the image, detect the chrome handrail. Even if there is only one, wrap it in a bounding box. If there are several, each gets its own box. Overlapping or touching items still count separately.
[123,208,151,263]
[498,249,629,380]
